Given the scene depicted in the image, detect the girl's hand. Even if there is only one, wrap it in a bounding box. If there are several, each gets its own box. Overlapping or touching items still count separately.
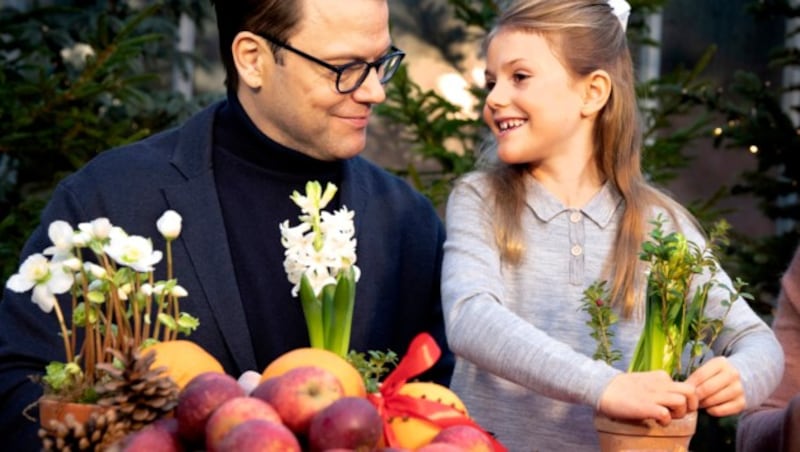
[685,356,746,417]
[598,371,698,425]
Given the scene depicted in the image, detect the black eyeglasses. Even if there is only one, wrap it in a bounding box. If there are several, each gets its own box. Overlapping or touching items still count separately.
[257,33,405,94]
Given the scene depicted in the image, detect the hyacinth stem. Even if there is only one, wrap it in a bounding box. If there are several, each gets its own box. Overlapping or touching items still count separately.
[321,284,336,350]
[300,274,325,349]
[327,267,356,357]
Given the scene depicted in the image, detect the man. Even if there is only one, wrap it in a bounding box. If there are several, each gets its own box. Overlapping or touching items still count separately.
[0,0,452,447]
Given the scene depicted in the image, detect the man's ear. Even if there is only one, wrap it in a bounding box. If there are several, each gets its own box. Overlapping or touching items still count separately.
[580,69,612,117]
[232,31,269,89]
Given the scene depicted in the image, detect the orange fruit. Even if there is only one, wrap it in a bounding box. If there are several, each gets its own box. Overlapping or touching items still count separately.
[143,340,224,389]
[260,347,366,398]
[387,382,469,450]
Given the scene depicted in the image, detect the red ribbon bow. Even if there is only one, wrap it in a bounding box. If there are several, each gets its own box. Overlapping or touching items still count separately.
[367,333,507,451]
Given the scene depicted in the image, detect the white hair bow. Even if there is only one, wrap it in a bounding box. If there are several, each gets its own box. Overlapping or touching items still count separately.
[608,0,631,31]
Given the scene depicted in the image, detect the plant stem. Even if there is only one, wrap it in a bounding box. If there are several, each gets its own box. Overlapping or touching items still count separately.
[327,268,356,357]
[51,302,73,364]
[300,275,325,348]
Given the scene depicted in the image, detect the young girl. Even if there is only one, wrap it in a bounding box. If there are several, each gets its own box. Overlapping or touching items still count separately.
[441,0,783,449]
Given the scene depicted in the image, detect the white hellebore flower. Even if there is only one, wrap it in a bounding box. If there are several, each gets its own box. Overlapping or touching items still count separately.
[157,210,183,240]
[78,217,112,241]
[60,42,95,69]
[170,285,189,298]
[43,221,74,257]
[83,262,107,279]
[104,235,163,272]
[6,253,74,313]
[140,283,154,297]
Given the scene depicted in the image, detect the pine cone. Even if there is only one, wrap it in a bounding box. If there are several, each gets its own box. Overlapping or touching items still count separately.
[39,409,129,451]
[95,343,180,432]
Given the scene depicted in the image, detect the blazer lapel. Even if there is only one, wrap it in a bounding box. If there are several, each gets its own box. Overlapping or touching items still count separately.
[162,103,257,373]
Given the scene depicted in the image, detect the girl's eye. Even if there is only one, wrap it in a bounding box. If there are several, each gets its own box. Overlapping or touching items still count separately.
[512,73,529,83]
[485,80,496,90]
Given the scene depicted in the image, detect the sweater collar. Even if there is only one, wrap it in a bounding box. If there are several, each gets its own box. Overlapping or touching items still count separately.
[524,176,623,228]
[213,93,342,176]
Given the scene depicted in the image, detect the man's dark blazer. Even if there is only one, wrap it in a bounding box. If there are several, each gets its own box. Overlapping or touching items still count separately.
[0,101,452,449]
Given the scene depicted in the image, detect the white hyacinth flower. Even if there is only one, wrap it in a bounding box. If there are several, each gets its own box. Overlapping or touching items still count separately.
[104,235,163,272]
[157,210,183,240]
[281,196,359,297]
[6,254,74,313]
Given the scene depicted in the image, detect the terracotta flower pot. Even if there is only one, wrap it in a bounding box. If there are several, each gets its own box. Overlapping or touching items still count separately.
[38,396,106,429]
[593,411,697,452]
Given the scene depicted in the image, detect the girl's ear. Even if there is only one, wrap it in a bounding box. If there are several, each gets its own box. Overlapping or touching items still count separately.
[580,69,612,117]
[232,31,270,90]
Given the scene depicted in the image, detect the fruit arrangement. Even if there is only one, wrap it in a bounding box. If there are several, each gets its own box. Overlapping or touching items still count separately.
[109,333,504,451]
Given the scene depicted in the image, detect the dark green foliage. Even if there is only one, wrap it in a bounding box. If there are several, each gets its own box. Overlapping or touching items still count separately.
[0,2,212,282]
[374,65,483,206]
[703,65,800,311]
[347,349,399,394]
[638,46,719,185]
[580,281,623,365]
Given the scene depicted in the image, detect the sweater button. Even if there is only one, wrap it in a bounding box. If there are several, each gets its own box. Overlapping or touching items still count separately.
[571,244,583,256]
[569,211,582,223]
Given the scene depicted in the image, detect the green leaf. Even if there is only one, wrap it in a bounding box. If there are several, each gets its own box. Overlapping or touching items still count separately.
[157,313,177,332]
[299,274,325,349]
[176,313,200,335]
[327,267,356,357]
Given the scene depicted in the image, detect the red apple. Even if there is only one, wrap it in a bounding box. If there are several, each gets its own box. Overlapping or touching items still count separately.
[431,425,494,452]
[175,371,245,445]
[115,417,184,451]
[250,376,281,402]
[308,396,383,451]
[205,396,283,452]
[216,419,301,452]
[256,365,344,435]
[416,443,466,452]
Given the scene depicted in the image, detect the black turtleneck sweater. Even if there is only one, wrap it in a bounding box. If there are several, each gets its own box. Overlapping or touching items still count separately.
[212,95,342,369]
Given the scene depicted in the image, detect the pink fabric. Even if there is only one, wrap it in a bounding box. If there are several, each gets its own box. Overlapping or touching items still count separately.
[737,247,800,451]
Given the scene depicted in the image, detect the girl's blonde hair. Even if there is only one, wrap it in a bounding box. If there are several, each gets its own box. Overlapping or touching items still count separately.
[480,0,690,317]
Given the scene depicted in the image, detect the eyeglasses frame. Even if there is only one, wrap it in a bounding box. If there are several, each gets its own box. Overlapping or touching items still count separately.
[256,32,405,94]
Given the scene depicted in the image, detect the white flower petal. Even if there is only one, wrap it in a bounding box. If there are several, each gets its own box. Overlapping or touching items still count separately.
[46,221,74,255]
[84,262,107,279]
[171,285,188,297]
[157,210,182,240]
[90,218,112,239]
[6,273,35,293]
[18,254,51,284]
[32,285,56,313]
[47,265,74,294]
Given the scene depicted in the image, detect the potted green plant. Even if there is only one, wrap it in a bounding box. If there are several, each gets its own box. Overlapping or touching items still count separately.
[5,210,199,448]
[581,214,749,451]
[279,181,359,358]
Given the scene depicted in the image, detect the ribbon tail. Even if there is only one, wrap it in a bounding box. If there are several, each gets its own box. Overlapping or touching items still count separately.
[382,332,441,391]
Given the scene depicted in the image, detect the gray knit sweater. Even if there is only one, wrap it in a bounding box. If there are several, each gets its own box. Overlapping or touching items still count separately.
[441,172,783,451]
